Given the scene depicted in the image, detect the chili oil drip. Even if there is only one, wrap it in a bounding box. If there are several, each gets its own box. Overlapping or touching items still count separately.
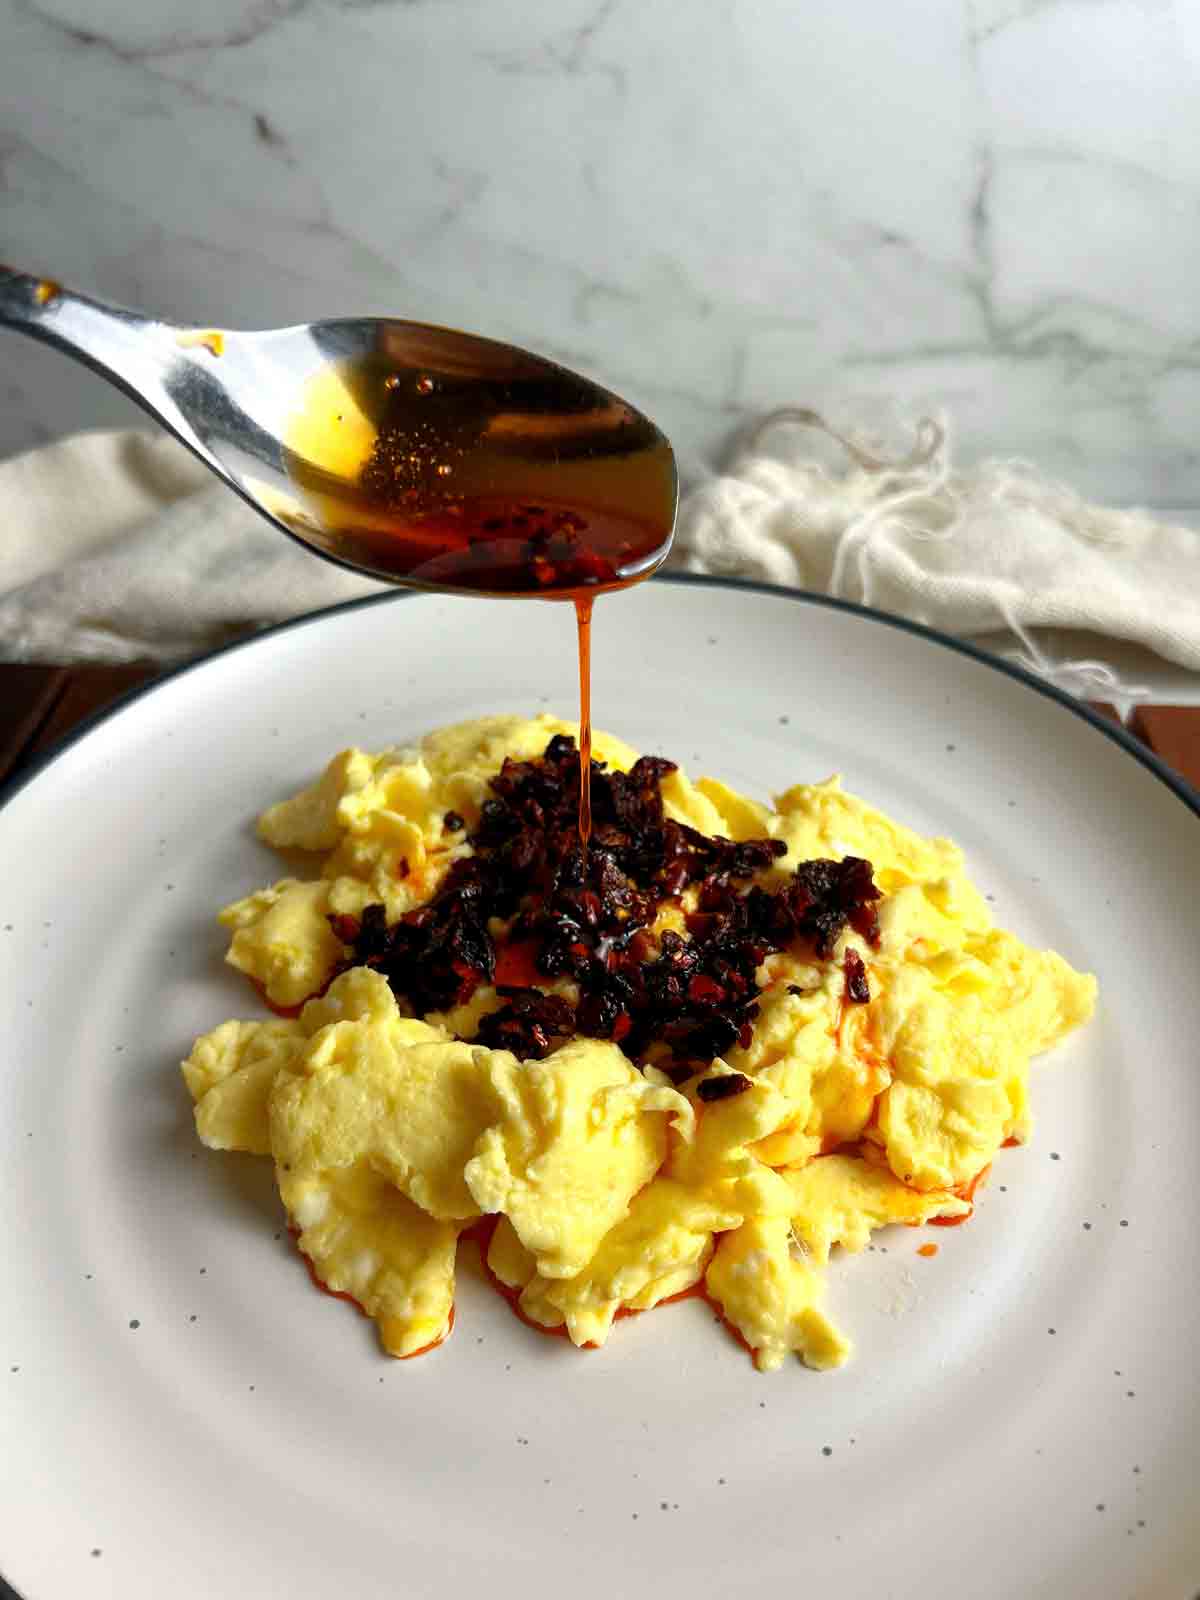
[575,593,594,849]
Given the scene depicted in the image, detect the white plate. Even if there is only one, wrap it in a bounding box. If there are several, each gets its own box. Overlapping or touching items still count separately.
[2,577,1197,1600]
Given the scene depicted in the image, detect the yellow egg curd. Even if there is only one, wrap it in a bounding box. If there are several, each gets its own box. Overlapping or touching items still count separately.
[183,715,1095,1372]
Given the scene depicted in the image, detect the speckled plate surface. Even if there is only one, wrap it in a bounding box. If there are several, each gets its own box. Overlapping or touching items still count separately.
[2,577,1197,1600]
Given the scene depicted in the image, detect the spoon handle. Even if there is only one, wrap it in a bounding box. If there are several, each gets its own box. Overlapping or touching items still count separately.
[0,265,232,480]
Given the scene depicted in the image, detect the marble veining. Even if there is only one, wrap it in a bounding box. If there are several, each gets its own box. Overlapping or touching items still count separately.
[1,0,1198,507]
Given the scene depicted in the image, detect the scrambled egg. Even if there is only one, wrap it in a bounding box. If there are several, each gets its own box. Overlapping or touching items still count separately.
[183,714,1096,1372]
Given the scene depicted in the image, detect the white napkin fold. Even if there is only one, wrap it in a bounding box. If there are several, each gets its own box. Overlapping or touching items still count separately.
[1,417,1197,695]
[673,411,1200,695]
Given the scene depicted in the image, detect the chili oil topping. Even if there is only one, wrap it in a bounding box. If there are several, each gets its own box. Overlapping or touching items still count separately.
[333,734,880,1069]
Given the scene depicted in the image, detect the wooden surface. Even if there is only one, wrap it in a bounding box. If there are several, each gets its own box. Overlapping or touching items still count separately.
[1,664,1199,795]
[1,664,159,787]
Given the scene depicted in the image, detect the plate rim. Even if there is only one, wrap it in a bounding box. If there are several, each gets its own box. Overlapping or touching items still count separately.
[2,573,1196,825]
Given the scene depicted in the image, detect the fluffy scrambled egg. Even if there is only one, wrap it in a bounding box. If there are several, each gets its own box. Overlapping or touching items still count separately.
[183,714,1095,1372]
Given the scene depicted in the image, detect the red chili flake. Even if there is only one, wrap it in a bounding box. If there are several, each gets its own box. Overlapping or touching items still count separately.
[476,988,575,1059]
[327,913,361,944]
[697,1073,752,1103]
[850,900,881,947]
[687,974,725,1006]
[396,857,411,880]
[660,859,690,898]
[843,947,870,1004]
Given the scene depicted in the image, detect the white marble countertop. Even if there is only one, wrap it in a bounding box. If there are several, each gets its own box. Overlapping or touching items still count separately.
[2,0,1199,509]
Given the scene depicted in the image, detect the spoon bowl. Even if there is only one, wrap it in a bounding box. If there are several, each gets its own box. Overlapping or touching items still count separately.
[0,267,677,597]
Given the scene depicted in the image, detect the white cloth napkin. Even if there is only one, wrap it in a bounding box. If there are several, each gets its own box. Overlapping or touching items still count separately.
[2,415,1197,696]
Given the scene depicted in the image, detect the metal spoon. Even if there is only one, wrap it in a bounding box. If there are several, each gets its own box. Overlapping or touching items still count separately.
[0,266,677,595]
